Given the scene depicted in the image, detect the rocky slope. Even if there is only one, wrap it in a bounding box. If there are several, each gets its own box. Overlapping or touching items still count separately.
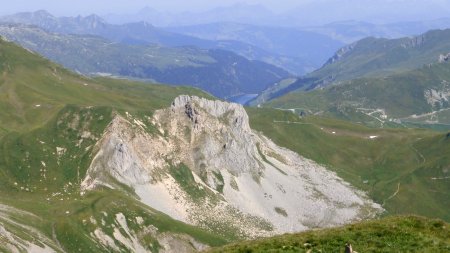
[0,204,62,252]
[81,96,382,238]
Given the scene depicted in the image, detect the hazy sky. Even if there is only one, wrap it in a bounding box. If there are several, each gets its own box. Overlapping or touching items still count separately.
[0,0,303,15]
[0,0,449,23]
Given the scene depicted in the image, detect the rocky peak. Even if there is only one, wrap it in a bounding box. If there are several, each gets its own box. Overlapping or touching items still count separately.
[171,95,251,132]
[7,10,55,23]
[402,34,426,49]
[323,43,355,66]
[82,96,382,238]
[32,10,54,19]
[83,14,106,24]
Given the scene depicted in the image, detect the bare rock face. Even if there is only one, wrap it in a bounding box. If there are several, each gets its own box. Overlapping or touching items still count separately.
[438,53,450,63]
[324,43,355,65]
[82,95,382,238]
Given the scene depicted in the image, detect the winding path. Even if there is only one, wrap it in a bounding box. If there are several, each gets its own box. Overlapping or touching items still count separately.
[409,143,426,164]
[382,183,401,206]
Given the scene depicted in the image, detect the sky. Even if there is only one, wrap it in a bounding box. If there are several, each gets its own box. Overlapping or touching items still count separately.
[0,0,449,24]
[0,0,303,15]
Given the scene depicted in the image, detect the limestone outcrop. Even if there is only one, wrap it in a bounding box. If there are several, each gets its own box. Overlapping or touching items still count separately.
[82,95,382,238]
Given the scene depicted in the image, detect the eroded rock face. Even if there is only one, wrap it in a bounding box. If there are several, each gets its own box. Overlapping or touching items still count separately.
[82,95,382,238]
[0,204,62,253]
[324,43,355,65]
[438,53,450,63]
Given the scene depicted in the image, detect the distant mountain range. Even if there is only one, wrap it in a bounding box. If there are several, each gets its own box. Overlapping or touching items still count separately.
[0,10,345,75]
[0,10,219,47]
[167,22,344,74]
[0,23,290,99]
[103,4,279,27]
[3,10,450,76]
[303,18,450,44]
[165,19,450,74]
[102,2,450,28]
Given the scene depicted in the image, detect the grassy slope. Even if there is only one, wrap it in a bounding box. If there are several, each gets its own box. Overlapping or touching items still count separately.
[0,38,230,252]
[207,216,450,252]
[0,105,230,252]
[247,108,450,222]
[0,38,212,137]
[267,61,450,125]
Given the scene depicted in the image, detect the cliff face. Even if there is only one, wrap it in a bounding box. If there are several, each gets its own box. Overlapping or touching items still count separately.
[82,95,382,238]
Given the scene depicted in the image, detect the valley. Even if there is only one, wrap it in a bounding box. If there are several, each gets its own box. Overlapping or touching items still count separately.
[1,2,450,252]
[260,29,450,127]
[0,23,289,99]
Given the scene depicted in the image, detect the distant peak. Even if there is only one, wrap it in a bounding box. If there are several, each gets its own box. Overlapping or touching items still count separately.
[139,20,154,27]
[213,2,272,13]
[125,21,155,28]
[84,14,106,22]
[33,10,53,17]
[72,14,107,27]
[139,6,159,13]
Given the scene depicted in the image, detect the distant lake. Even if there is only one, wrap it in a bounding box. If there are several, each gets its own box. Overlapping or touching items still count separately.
[228,94,258,105]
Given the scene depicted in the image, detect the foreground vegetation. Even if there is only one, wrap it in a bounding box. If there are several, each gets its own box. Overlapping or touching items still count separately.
[207,216,450,252]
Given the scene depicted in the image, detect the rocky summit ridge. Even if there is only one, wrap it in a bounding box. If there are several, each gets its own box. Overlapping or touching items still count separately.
[81,95,382,239]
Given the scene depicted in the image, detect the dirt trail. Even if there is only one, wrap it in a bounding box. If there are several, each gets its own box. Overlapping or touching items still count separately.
[382,183,400,206]
[273,120,383,140]
[409,143,426,164]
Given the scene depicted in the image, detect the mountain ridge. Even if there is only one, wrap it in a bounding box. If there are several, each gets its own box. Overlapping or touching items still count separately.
[0,23,290,99]
[0,10,314,75]
[255,28,450,125]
